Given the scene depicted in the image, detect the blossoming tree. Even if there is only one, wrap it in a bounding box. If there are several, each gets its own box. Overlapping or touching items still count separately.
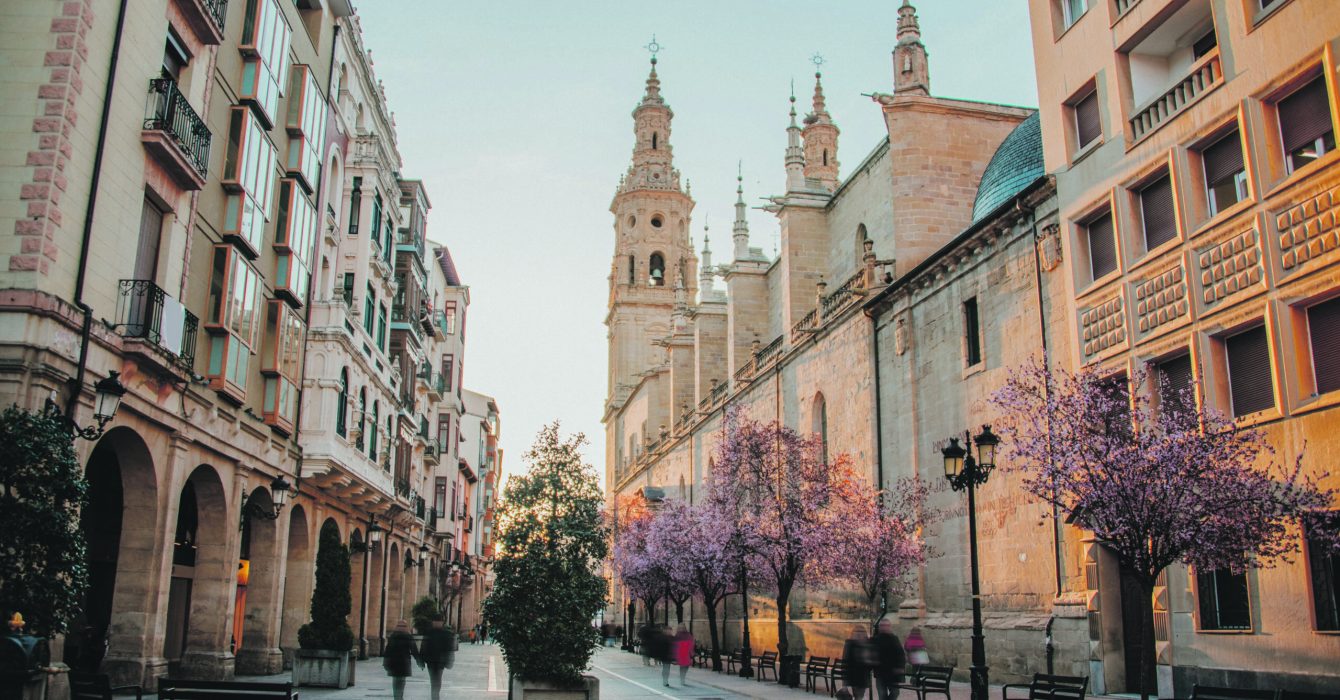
[833,477,933,623]
[994,360,1335,699]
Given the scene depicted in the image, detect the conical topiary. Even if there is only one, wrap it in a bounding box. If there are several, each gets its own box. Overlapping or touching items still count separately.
[297,520,353,650]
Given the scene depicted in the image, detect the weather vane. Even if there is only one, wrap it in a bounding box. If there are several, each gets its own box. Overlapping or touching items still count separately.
[645,35,663,61]
[811,53,825,70]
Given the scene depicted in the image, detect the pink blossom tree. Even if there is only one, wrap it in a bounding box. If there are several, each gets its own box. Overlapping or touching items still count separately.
[610,495,665,626]
[994,360,1336,700]
[650,498,737,669]
[832,477,934,623]
[644,499,700,626]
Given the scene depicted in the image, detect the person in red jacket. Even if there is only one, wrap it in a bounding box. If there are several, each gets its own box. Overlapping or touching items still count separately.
[673,625,694,686]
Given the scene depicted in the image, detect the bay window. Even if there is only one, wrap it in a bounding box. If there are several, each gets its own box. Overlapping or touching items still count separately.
[274,178,316,307]
[239,0,292,128]
[205,245,261,400]
[285,64,327,192]
[261,299,304,432]
[222,107,278,257]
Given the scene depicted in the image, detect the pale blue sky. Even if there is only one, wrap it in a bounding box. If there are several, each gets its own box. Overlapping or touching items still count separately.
[356,1,1040,483]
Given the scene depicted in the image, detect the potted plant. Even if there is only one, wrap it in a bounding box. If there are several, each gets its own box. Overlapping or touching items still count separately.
[484,424,607,700]
[293,522,355,688]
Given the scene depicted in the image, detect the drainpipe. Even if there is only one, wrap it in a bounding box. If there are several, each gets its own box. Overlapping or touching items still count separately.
[1024,201,1062,598]
[863,305,886,614]
[65,0,130,420]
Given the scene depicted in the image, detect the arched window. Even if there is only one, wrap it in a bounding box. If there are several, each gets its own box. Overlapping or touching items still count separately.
[356,388,367,450]
[823,149,829,166]
[336,368,348,437]
[386,414,395,472]
[679,475,686,500]
[813,392,829,464]
[856,223,869,261]
[649,253,666,287]
[370,401,379,460]
[652,132,658,150]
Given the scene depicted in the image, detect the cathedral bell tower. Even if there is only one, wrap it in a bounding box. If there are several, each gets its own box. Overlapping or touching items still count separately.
[802,68,840,192]
[606,49,698,412]
[893,0,930,96]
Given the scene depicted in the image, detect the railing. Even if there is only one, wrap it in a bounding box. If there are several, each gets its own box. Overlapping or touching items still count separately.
[734,360,754,384]
[395,478,410,498]
[414,496,426,520]
[115,280,199,370]
[396,227,425,259]
[203,0,228,30]
[791,308,818,343]
[820,269,866,320]
[144,78,211,177]
[1114,0,1140,15]
[418,416,430,440]
[710,380,728,405]
[1128,52,1221,143]
[756,335,784,370]
[434,373,446,396]
[427,508,437,531]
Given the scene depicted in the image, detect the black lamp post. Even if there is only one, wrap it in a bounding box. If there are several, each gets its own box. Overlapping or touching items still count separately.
[55,370,127,441]
[940,425,1000,700]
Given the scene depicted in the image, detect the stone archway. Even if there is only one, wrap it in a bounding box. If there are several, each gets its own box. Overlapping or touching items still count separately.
[236,487,282,674]
[348,527,365,656]
[168,465,234,679]
[368,532,386,654]
[387,542,404,627]
[278,505,312,668]
[72,427,161,687]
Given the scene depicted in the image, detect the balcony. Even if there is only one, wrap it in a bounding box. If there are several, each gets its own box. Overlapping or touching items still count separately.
[424,440,440,466]
[396,227,425,260]
[1123,0,1221,144]
[142,78,210,190]
[115,280,199,374]
[172,0,227,45]
[1128,51,1221,144]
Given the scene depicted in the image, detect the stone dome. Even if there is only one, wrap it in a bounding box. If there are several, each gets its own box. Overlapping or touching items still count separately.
[971,111,1044,224]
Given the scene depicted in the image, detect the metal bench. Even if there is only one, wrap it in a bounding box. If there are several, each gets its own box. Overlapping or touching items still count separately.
[157,679,299,699]
[70,673,142,700]
[725,649,749,674]
[827,659,846,697]
[897,665,953,700]
[1190,687,1280,700]
[1002,672,1089,699]
[755,650,778,681]
[804,656,831,693]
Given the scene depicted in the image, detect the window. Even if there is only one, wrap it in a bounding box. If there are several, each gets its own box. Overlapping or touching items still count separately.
[274,179,316,307]
[1226,324,1274,416]
[1308,297,1340,395]
[1073,89,1101,149]
[1201,129,1248,215]
[285,65,327,192]
[1196,568,1251,630]
[261,300,303,431]
[348,177,362,235]
[443,355,454,392]
[221,107,278,257]
[1191,27,1217,59]
[963,297,982,367]
[445,301,457,334]
[205,245,261,399]
[340,273,354,306]
[376,303,387,351]
[1156,353,1194,415]
[371,191,383,243]
[651,132,658,150]
[1061,0,1086,28]
[162,30,189,81]
[1085,210,1117,280]
[435,477,448,518]
[336,368,348,437]
[239,0,292,127]
[649,252,666,286]
[1307,516,1340,631]
[363,283,375,336]
[438,413,451,455]
[134,197,165,283]
[369,401,379,460]
[451,481,458,521]
[1278,76,1335,174]
[813,392,828,463]
[1139,173,1177,250]
[627,255,635,285]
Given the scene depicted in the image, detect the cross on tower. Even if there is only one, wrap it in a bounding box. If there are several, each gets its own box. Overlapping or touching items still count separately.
[811,53,825,71]
[645,35,663,63]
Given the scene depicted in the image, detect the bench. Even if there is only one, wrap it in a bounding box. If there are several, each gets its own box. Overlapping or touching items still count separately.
[803,656,831,693]
[827,659,846,697]
[1002,673,1089,700]
[755,650,778,681]
[1190,687,1280,700]
[897,665,953,700]
[725,649,749,674]
[158,679,299,699]
[70,673,142,700]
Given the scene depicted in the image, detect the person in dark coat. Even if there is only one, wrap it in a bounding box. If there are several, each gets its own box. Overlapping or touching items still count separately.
[383,620,422,700]
[638,623,654,665]
[842,626,873,700]
[653,625,676,687]
[871,618,907,700]
[420,616,457,700]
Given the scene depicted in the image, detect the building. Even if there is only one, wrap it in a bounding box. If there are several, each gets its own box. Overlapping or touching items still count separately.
[1025,0,1340,693]
[0,0,492,691]
[453,388,501,632]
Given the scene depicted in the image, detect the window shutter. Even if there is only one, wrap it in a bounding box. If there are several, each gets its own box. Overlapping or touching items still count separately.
[1226,325,1275,416]
[1157,353,1194,409]
[1309,297,1340,394]
[1075,91,1101,147]
[1140,174,1177,249]
[1202,131,1245,186]
[1087,212,1117,279]
[1279,78,1334,155]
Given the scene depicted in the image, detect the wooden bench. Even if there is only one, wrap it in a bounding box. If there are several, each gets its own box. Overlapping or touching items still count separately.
[897,665,953,700]
[70,673,142,700]
[1002,673,1089,700]
[1190,687,1280,700]
[755,650,778,681]
[803,656,831,693]
[157,679,299,699]
[827,659,846,697]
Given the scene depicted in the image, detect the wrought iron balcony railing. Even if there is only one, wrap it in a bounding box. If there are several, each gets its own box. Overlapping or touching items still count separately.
[202,0,228,30]
[115,279,199,370]
[144,78,210,178]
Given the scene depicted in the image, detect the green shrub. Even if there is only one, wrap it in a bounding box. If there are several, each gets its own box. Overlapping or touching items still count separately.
[411,596,439,635]
[297,521,354,650]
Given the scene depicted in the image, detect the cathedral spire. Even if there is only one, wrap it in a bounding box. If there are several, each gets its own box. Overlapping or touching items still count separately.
[734,163,752,261]
[621,37,682,194]
[893,1,930,96]
[700,221,715,293]
[785,83,806,192]
[641,56,664,107]
[802,57,839,191]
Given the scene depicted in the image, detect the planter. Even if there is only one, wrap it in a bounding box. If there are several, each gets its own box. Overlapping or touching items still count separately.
[291,649,355,689]
[511,674,599,700]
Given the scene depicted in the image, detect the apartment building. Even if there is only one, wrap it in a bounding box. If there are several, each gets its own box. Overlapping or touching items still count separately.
[1026,0,1340,693]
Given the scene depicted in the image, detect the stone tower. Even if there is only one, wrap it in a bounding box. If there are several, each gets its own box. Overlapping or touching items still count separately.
[606,55,698,410]
[802,71,840,191]
[893,0,930,96]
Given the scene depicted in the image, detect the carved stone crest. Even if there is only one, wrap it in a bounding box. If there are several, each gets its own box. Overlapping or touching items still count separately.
[1038,223,1063,272]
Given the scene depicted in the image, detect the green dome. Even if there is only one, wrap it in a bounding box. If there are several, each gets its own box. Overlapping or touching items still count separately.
[971,112,1043,224]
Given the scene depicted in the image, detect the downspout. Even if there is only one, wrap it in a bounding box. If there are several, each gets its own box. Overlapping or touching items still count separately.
[863,304,886,615]
[1023,200,1062,598]
[65,0,130,419]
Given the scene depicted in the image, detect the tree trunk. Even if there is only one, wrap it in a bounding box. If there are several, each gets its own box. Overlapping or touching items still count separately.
[1128,569,1158,700]
[674,599,685,625]
[644,599,656,626]
[775,578,794,656]
[705,596,722,672]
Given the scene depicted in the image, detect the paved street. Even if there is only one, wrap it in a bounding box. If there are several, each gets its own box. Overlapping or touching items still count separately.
[172,643,1130,700]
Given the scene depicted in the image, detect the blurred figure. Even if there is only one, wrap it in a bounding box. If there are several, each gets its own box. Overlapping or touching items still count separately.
[383,620,422,700]
[904,627,929,666]
[421,615,457,700]
[674,625,694,686]
[871,618,906,700]
[481,623,490,644]
[653,625,675,687]
[842,626,873,700]
[638,623,654,665]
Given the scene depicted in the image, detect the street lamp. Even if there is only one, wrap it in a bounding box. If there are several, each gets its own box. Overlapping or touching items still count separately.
[239,475,294,528]
[56,370,127,441]
[419,543,430,563]
[368,520,384,546]
[940,425,999,700]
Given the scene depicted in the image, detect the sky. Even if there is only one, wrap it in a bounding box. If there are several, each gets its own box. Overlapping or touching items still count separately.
[355,1,1041,486]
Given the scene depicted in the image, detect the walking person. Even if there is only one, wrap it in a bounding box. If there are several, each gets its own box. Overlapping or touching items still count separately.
[674,625,694,686]
[653,625,676,687]
[842,626,873,700]
[383,620,422,700]
[480,622,490,644]
[638,623,654,665]
[420,615,458,700]
[871,618,906,700]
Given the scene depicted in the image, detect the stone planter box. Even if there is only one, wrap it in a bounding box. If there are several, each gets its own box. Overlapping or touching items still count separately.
[291,649,355,689]
[512,674,599,700]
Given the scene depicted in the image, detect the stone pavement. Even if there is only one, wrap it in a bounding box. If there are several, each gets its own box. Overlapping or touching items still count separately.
[138,643,1129,699]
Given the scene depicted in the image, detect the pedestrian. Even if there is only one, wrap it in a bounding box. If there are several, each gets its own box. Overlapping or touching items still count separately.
[420,615,458,700]
[654,625,676,687]
[842,626,873,700]
[673,625,694,686]
[871,617,906,700]
[638,623,654,665]
[904,627,929,667]
[382,620,422,700]
[481,622,490,644]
